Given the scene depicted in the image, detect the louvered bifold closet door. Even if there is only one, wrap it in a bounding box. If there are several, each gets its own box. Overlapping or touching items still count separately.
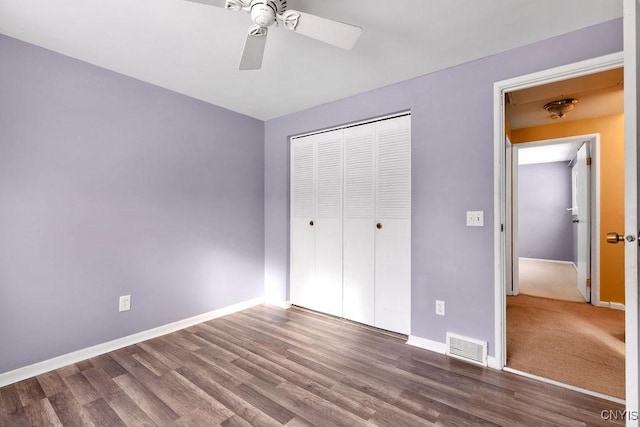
[290,130,344,316]
[343,123,376,325]
[290,137,316,311]
[313,130,344,317]
[374,115,411,334]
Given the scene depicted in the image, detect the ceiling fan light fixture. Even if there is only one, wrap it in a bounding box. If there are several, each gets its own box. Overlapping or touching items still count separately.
[188,0,362,70]
[250,2,276,27]
[543,98,578,119]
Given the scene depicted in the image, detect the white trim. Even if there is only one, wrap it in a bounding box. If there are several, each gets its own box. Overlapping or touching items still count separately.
[487,356,501,370]
[506,139,515,296]
[592,136,602,307]
[504,367,625,405]
[518,258,579,273]
[511,134,600,306]
[290,110,411,140]
[406,335,446,354]
[623,0,640,417]
[519,257,577,265]
[494,52,623,373]
[599,301,626,311]
[510,143,518,296]
[494,74,507,369]
[0,297,264,388]
[265,300,292,309]
[493,52,623,95]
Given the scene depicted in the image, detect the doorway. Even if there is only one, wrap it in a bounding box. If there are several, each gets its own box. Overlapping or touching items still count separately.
[510,135,598,304]
[506,133,626,399]
[493,53,627,402]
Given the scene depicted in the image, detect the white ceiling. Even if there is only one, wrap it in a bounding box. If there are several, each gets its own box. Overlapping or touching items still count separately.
[0,0,623,120]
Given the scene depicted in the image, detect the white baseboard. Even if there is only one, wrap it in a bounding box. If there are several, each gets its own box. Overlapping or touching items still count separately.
[265,300,291,309]
[0,296,264,388]
[487,356,501,370]
[519,257,575,265]
[406,335,446,354]
[599,301,625,311]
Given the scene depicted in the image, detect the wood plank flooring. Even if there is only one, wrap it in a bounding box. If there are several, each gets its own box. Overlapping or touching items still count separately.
[0,305,625,426]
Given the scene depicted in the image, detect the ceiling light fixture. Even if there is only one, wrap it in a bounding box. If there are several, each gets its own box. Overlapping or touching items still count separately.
[543,98,578,119]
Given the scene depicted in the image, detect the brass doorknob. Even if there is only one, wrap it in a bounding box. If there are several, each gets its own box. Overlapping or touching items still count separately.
[606,232,624,244]
[376,223,382,229]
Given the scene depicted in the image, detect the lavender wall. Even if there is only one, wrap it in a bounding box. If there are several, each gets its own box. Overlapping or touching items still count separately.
[264,19,623,353]
[518,162,574,261]
[0,35,264,374]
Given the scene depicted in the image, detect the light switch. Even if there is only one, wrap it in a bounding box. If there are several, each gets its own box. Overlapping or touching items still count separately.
[466,211,484,227]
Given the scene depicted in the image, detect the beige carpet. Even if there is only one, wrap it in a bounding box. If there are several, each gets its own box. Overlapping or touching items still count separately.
[518,258,585,302]
[507,294,625,399]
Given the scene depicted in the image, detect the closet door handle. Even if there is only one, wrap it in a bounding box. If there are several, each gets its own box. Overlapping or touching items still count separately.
[309,220,314,226]
[376,222,382,229]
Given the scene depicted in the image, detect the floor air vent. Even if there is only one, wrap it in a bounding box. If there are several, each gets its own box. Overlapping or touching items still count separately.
[446,332,488,366]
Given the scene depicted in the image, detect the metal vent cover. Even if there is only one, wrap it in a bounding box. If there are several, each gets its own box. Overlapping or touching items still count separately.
[446,332,488,366]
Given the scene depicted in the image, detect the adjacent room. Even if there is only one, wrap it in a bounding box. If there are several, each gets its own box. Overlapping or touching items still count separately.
[0,1,637,425]
[503,69,626,399]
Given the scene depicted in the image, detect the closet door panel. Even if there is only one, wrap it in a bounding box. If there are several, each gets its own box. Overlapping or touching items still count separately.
[314,130,344,316]
[290,114,411,333]
[290,138,316,309]
[374,219,411,333]
[343,124,375,325]
[374,116,411,334]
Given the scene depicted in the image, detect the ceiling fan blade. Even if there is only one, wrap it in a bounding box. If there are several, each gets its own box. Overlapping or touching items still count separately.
[280,10,362,50]
[239,27,268,70]
[184,0,227,8]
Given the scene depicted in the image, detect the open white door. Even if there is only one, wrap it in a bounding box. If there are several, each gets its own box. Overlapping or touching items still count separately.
[505,137,516,295]
[623,0,639,419]
[573,143,591,302]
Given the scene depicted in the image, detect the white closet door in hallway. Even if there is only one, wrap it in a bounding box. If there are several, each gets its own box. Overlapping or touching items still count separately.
[290,130,344,317]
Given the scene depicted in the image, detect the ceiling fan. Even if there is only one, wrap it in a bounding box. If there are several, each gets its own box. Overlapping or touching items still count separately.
[186,0,362,70]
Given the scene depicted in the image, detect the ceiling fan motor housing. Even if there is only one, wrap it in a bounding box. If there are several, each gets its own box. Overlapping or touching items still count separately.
[250,0,286,27]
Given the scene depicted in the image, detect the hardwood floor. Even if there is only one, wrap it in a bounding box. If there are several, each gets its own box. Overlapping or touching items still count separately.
[0,305,625,426]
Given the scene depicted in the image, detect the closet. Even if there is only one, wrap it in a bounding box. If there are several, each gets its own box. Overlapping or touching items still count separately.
[290,114,411,334]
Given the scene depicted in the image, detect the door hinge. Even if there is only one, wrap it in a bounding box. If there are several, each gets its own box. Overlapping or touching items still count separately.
[501,224,504,232]
[586,157,592,166]
[586,278,591,288]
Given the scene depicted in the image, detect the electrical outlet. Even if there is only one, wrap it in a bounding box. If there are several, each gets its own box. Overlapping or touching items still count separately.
[119,295,131,312]
[466,211,484,227]
[435,300,445,316]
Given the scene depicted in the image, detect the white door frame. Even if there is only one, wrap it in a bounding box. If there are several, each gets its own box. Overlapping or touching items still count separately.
[623,0,639,418]
[493,52,623,369]
[509,135,600,305]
